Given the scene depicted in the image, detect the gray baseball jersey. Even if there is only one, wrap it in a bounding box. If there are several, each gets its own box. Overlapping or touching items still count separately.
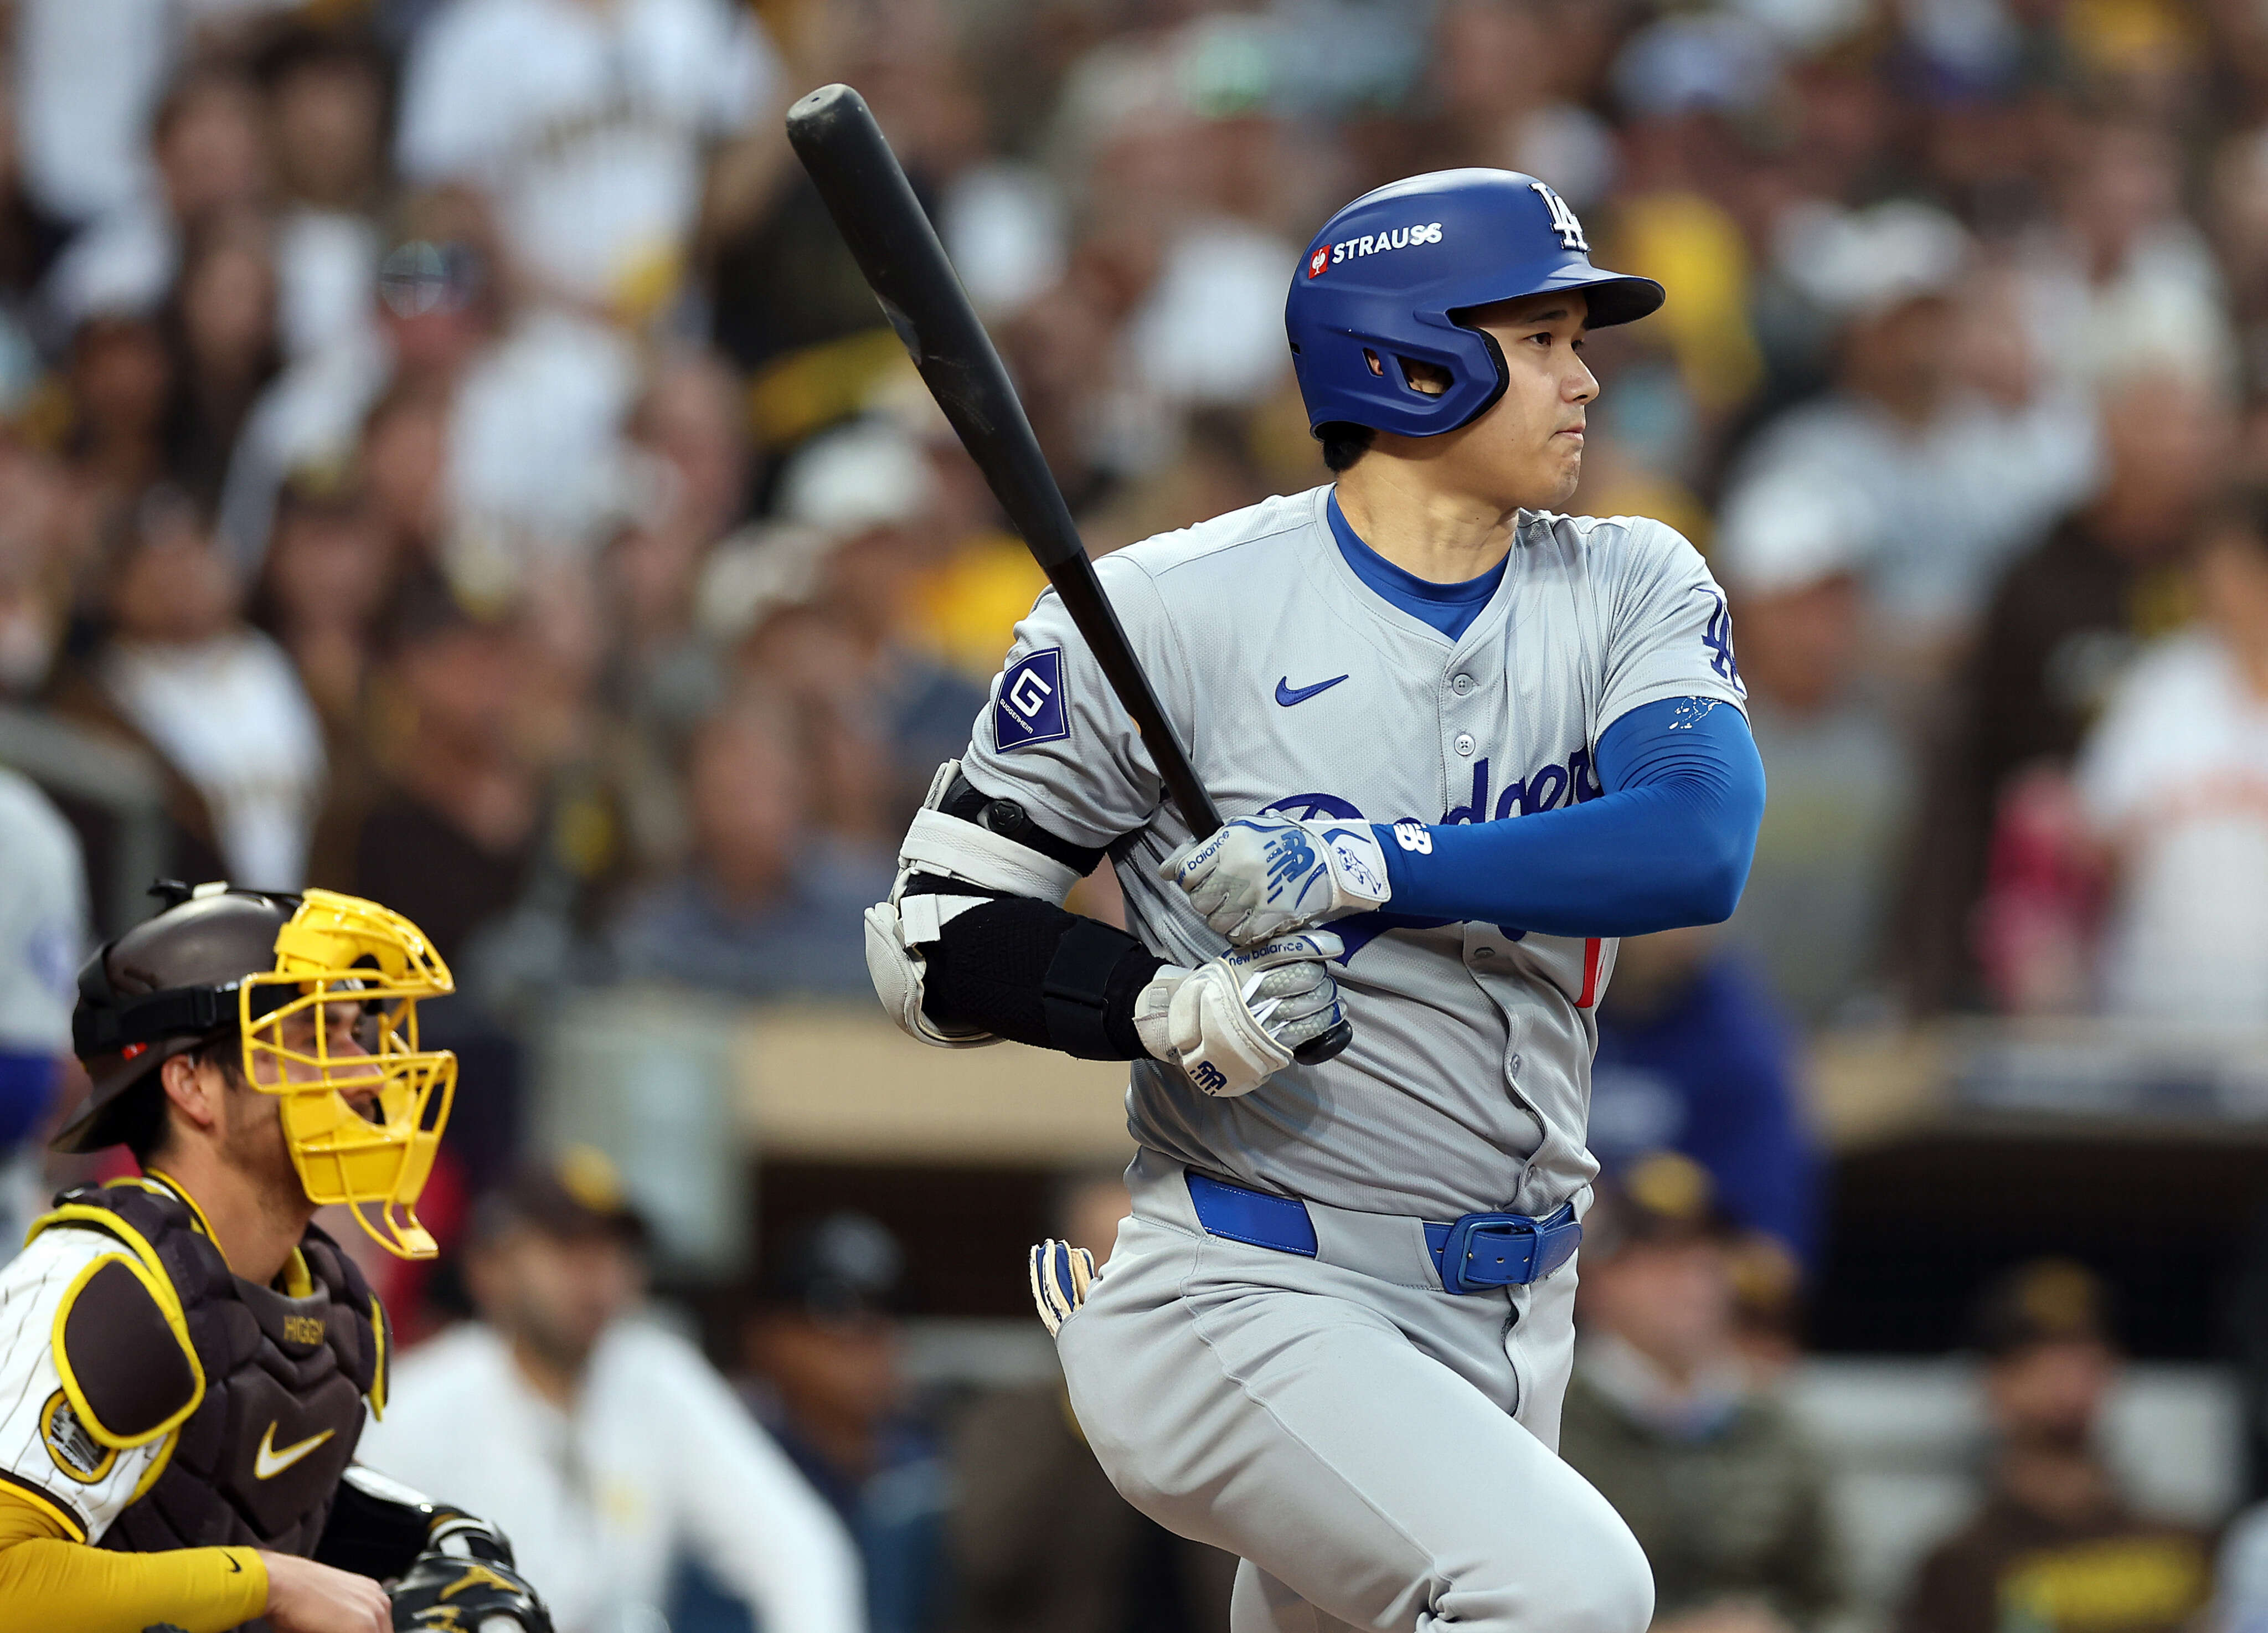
[960,482,1747,1223]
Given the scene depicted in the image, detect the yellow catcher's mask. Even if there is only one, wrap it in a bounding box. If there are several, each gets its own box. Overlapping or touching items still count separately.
[237,889,457,1259]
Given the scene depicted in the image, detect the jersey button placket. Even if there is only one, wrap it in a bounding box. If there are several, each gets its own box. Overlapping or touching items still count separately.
[1453,733,1475,756]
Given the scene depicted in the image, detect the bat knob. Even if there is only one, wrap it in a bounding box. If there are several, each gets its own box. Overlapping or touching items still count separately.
[1291,1020,1354,1068]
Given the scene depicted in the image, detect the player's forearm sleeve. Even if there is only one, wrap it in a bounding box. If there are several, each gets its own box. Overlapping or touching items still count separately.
[0,1536,267,1633]
[1373,696,1765,937]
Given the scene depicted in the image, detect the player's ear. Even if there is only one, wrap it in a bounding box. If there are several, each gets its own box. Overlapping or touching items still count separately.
[158,1051,225,1139]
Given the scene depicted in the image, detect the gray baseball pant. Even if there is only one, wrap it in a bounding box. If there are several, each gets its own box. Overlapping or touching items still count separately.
[1056,1150,1653,1633]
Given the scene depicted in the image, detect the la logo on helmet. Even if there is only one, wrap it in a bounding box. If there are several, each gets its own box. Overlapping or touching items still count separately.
[1530,182,1588,251]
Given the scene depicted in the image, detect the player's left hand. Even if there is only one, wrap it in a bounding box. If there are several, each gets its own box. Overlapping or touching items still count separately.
[1162,816,1391,945]
[389,1552,552,1632]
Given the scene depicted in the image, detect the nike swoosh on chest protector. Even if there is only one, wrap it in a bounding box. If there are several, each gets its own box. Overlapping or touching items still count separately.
[253,1423,336,1481]
[1275,674,1351,707]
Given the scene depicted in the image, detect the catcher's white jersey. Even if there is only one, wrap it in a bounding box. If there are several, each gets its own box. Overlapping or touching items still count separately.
[0,1226,164,1539]
[960,483,1746,1221]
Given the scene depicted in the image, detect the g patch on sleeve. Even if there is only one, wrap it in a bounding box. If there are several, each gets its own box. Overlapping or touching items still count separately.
[994,647,1069,750]
[55,1255,202,1448]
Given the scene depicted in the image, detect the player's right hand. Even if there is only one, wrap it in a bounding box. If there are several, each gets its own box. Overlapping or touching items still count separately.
[257,1551,391,1633]
[1133,931,1349,1096]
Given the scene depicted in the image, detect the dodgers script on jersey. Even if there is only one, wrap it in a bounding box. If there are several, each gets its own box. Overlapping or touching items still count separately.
[960,485,1748,1222]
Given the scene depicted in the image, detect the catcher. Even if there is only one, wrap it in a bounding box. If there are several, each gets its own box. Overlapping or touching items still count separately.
[0,881,550,1633]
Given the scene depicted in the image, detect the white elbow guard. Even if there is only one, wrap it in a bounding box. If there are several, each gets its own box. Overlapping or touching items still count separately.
[865,760,1085,1049]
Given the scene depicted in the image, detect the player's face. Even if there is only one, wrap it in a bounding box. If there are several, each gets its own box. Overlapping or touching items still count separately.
[1442,290,1598,511]
[473,1227,644,1372]
[228,1002,382,1210]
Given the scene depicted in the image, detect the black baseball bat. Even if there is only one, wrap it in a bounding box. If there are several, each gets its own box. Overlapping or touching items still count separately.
[788,84,1351,1067]
[785,82,1221,840]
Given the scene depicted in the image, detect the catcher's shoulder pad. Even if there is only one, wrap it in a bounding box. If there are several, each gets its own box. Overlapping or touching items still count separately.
[49,1235,204,1448]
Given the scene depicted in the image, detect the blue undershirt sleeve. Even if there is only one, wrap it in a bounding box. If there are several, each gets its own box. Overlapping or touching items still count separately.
[1370,697,1765,939]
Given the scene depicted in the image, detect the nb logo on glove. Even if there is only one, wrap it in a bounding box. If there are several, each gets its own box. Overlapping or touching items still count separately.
[1164,816,1391,946]
[1263,833,1317,900]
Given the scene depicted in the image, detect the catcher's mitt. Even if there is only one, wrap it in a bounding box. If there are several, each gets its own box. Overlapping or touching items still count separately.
[389,1551,553,1632]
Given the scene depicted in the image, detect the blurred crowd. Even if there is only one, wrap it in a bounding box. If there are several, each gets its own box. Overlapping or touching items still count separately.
[6,0,2268,1628]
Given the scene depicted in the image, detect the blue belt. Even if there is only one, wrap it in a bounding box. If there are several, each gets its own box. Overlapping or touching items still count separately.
[1184,1171,1581,1294]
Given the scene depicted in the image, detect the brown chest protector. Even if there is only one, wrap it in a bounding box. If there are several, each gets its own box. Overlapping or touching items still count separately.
[37,1180,389,1557]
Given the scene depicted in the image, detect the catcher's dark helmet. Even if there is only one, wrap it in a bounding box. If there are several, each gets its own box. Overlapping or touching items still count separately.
[60,882,300,1155]
[1285,168,1664,439]
[59,880,458,1260]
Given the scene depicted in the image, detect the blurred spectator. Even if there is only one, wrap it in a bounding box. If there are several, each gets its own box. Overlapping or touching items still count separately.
[254,27,390,363]
[2023,120,2235,398]
[950,1168,1237,1633]
[1558,1153,1844,1633]
[1418,1,1617,208]
[1591,928,1819,1268]
[348,575,542,964]
[221,217,501,574]
[1895,1261,2212,1633]
[445,301,643,583]
[250,475,396,739]
[769,414,993,821]
[609,682,889,998]
[63,313,173,524]
[1725,202,2093,672]
[737,1212,951,1633]
[0,768,84,1251]
[11,0,179,227]
[0,87,67,415]
[395,0,782,325]
[607,350,753,728]
[1714,466,1911,1024]
[158,210,284,510]
[44,63,270,338]
[2075,483,2268,1024]
[49,485,325,889]
[360,1149,864,1633]
[0,435,75,697]
[1903,368,2231,1012]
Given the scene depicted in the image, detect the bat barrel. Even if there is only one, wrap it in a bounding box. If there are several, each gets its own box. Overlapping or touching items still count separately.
[787,83,1224,839]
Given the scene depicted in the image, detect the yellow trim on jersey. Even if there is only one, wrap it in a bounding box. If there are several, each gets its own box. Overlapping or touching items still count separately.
[0,1469,86,1542]
[368,1294,388,1420]
[123,1425,181,1507]
[43,1239,205,1450]
[136,1170,225,1264]
[28,1202,170,1283]
[122,1172,317,1297]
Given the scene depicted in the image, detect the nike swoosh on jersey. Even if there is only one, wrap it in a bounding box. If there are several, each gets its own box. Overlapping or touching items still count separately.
[254,1423,335,1481]
[1275,674,1350,707]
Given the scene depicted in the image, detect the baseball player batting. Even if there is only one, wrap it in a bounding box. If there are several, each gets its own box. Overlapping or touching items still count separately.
[865,168,1765,1633]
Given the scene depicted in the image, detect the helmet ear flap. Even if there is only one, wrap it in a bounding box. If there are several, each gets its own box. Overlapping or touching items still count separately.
[1461,325,1511,429]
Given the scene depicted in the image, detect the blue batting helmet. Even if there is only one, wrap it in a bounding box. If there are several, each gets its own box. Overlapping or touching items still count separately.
[1286,169,1665,439]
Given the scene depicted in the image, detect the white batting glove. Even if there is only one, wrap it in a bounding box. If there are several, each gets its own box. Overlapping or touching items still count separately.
[1029,1239,1095,1336]
[1132,931,1349,1098]
[1161,817,1391,946]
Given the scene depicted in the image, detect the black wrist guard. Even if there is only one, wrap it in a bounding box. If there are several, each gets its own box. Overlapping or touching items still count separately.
[916,892,1163,1059]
